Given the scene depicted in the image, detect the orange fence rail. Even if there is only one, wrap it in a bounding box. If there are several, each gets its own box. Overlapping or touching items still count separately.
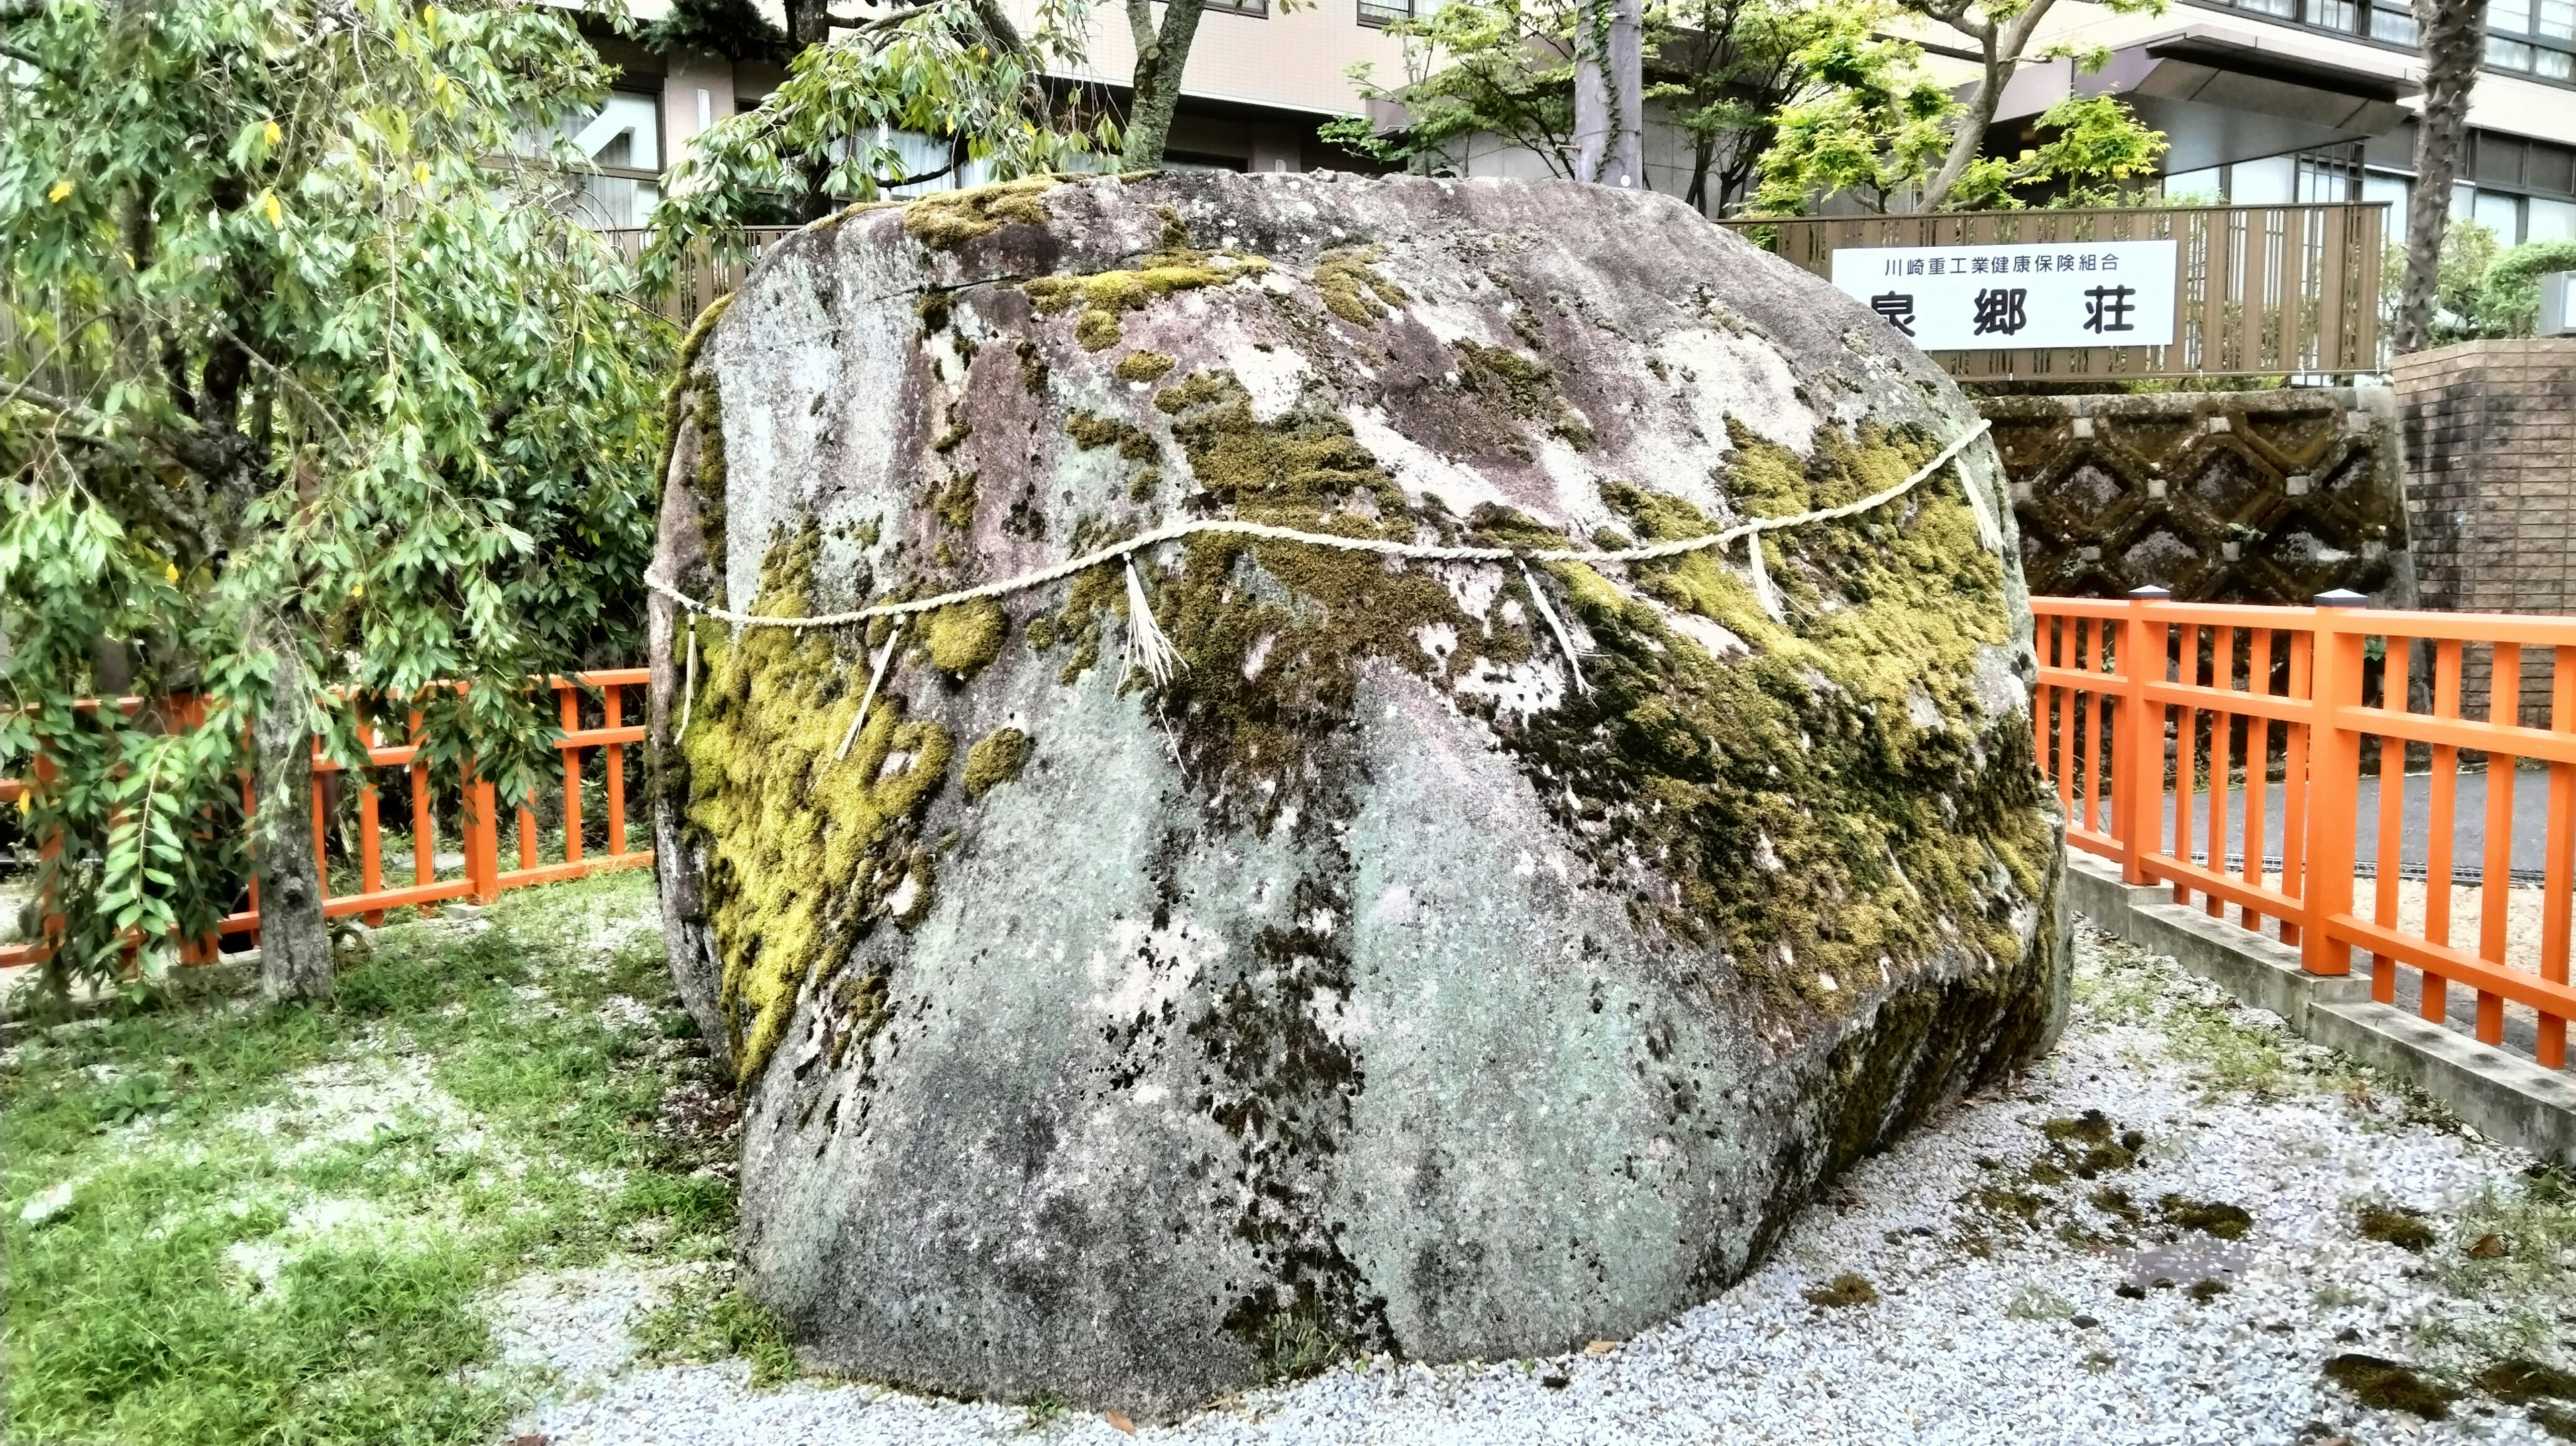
[0,670,652,968]
[2036,591,2576,1066]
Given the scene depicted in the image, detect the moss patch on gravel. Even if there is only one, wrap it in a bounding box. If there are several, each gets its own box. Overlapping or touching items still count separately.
[1801,1272,1879,1308]
[2359,1203,2437,1252]
[2324,1353,2461,1418]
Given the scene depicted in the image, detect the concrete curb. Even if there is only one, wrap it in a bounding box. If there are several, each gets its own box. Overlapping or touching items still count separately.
[2065,851,2576,1165]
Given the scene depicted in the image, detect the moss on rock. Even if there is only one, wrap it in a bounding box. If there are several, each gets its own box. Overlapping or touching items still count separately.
[963,726,1032,797]
[1116,350,1177,382]
[902,176,1060,249]
[1022,226,1271,358]
[678,526,955,1081]
[922,596,1008,677]
[1313,245,1405,327]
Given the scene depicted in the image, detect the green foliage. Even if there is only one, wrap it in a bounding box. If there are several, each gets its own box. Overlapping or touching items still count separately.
[1945,94,2170,211]
[632,1280,802,1387]
[643,0,792,62]
[1326,0,1850,213]
[3,871,733,1445]
[640,0,1114,287]
[1328,0,1582,180]
[2475,239,2576,336]
[2389,223,2576,341]
[1,0,667,995]
[1749,3,1955,215]
[1753,0,2169,214]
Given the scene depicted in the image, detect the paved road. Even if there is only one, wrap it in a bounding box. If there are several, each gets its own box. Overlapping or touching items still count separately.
[2098,766,2560,883]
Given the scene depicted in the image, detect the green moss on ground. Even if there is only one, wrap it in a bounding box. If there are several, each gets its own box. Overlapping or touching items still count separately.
[964,726,1032,798]
[678,526,955,1081]
[2157,1194,2253,1239]
[1802,1272,1879,1307]
[2361,1203,2438,1252]
[2324,1354,2461,1419]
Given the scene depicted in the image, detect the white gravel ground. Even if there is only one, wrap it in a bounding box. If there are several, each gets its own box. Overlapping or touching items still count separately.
[495,924,2575,1446]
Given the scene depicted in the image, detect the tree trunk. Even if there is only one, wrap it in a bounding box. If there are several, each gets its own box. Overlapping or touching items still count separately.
[1120,0,1208,169]
[250,624,333,1001]
[1572,0,1644,187]
[2394,0,2488,353]
[1917,0,2055,213]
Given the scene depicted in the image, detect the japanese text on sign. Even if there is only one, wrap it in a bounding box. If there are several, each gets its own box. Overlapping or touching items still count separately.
[1829,240,2178,351]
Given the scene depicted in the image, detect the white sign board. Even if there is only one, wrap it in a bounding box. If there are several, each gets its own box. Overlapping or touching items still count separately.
[1829,240,2178,350]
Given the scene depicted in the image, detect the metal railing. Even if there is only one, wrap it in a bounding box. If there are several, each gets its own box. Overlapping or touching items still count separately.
[0,670,652,966]
[1721,203,2387,382]
[2035,592,2575,1065]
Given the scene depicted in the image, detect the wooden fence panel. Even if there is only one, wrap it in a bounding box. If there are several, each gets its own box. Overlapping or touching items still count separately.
[1721,203,2388,382]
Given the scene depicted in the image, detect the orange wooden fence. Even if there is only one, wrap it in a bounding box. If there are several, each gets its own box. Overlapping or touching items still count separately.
[0,670,651,967]
[2036,591,2576,1066]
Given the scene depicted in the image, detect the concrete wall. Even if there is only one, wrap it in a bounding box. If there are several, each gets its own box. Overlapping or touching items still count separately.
[1982,387,2415,606]
[2394,338,2576,728]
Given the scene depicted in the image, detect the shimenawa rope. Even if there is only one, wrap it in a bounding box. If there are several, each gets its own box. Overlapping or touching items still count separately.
[650,419,1994,722]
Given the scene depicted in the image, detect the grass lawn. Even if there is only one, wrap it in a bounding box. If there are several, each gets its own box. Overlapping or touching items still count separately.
[1,869,739,1446]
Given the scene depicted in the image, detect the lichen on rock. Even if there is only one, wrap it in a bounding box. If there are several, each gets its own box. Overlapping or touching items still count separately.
[649,170,2055,1424]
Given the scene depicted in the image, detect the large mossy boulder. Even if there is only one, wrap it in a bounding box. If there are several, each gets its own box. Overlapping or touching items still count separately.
[647,170,2063,1419]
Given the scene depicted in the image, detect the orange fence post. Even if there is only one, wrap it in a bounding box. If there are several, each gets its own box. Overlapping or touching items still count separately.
[462,769,502,905]
[2371,641,2412,1003]
[2120,588,2170,885]
[2278,628,2312,949]
[2425,641,2464,1021]
[2205,628,2232,920]
[2476,647,2521,1044]
[358,715,385,928]
[409,710,434,891]
[559,683,584,866]
[2542,645,2574,1069]
[2300,590,2369,977]
[604,683,628,856]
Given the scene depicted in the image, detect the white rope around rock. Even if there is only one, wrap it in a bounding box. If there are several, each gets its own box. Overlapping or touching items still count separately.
[1517,558,1591,696]
[833,615,910,762]
[646,421,1994,677]
[676,623,698,741]
[1122,558,1185,687]
[1742,533,1782,622]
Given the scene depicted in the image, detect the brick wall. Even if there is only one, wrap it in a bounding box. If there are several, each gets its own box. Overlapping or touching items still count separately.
[2393,338,2576,728]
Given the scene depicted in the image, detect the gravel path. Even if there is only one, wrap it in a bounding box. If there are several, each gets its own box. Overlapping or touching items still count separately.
[495,924,2576,1446]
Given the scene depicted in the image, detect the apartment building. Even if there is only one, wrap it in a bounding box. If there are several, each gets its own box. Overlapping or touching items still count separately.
[1958,0,2576,243]
[557,0,2574,244]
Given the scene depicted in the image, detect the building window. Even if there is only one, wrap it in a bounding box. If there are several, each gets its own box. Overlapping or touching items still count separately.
[2206,0,2576,76]
[2473,188,2524,242]
[2483,0,2576,78]
[1358,0,1413,25]
[1203,0,1269,15]
[521,89,663,229]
